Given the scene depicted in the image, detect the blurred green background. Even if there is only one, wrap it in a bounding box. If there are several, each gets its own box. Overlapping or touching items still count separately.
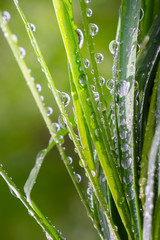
[0,0,120,239]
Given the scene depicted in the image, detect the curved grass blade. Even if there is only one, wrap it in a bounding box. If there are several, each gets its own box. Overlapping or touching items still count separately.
[117,0,142,238]
[152,196,160,240]
[143,123,160,240]
[52,0,132,238]
[0,14,102,239]
[0,165,63,240]
[139,64,160,208]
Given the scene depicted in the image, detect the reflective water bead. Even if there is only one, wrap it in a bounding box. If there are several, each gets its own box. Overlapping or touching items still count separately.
[85,0,91,3]
[94,92,99,101]
[28,209,34,217]
[46,106,53,116]
[134,80,139,90]
[19,47,26,58]
[2,11,11,23]
[36,83,42,92]
[77,28,84,49]
[123,174,132,184]
[58,114,67,129]
[83,58,90,68]
[79,74,88,87]
[89,23,99,36]
[91,170,96,177]
[94,53,104,63]
[109,40,119,55]
[40,95,44,101]
[90,84,95,92]
[52,122,60,132]
[57,90,70,107]
[12,34,18,42]
[106,79,114,90]
[67,156,73,165]
[117,80,130,97]
[140,8,144,21]
[29,23,36,32]
[99,76,105,86]
[126,186,135,201]
[86,8,93,17]
[121,143,129,152]
[76,173,82,183]
[91,69,94,75]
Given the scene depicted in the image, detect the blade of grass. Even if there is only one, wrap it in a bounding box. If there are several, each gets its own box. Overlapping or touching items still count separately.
[52,0,133,238]
[152,196,160,240]
[117,0,142,238]
[0,165,63,240]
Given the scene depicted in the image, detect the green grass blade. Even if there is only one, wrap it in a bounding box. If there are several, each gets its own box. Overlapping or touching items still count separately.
[0,165,63,240]
[139,64,159,208]
[52,0,133,238]
[143,123,160,240]
[118,0,142,238]
[152,196,160,240]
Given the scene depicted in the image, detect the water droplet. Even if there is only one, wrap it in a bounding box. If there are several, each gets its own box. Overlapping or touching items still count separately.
[58,115,67,129]
[40,95,44,101]
[28,209,34,216]
[106,79,114,90]
[121,157,132,169]
[94,53,104,63]
[121,143,129,152]
[134,80,139,90]
[19,47,26,58]
[117,80,130,97]
[76,173,82,183]
[123,174,132,184]
[99,76,105,86]
[83,58,90,68]
[46,107,53,116]
[12,34,18,42]
[109,40,119,55]
[91,170,96,177]
[89,23,99,36]
[45,232,53,240]
[77,29,84,49]
[79,74,88,87]
[2,11,11,23]
[94,92,99,101]
[57,90,70,107]
[126,186,135,200]
[67,156,73,165]
[29,23,36,32]
[85,0,91,3]
[140,8,144,21]
[86,8,93,17]
[52,122,60,132]
[36,83,42,92]
[9,186,20,198]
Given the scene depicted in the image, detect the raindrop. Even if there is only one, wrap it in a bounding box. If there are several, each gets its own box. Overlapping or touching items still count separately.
[36,83,42,92]
[91,69,94,75]
[40,95,44,101]
[109,40,119,55]
[90,84,95,92]
[46,107,53,116]
[12,34,18,42]
[29,23,36,32]
[58,115,67,129]
[85,0,91,3]
[28,209,34,217]
[89,23,99,37]
[83,58,90,68]
[76,173,82,183]
[134,80,139,90]
[9,186,20,198]
[67,156,73,165]
[121,143,129,152]
[2,11,11,23]
[86,8,93,17]
[19,47,26,58]
[52,122,60,132]
[123,174,132,184]
[45,233,53,240]
[91,170,96,177]
[106,79,114,90]
[77,29,84,49]
[140,8,144,21]
[99,76,105,86]
[94,92,99,101]
[117,80,130,97]
[79,74,88,87]
[57,90,70,107]
[94,53,104,63]
[126,186,135,201]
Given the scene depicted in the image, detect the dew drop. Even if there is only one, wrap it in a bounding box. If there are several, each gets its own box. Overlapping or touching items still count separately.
[76,173,82,183]
[123,174,132,184]
[134,80,139,90]
[121,143,129,152]
[36,83,42,92]
[109,40,119,55]
[46,107,53,116]
[86,8,93,17]
[91,170,96,177]
[91,69,94,75]
[79,74,88,87]
[85,0,91,3]
[58,114,67,129]
[117,80,130,97]
[140,8,144,21]
[106,79,114,90]
[126,186,135,201]
[67,156,73,165]
[12,34,18,42]
[83,58,90,68]
[89,23,99,37]
[121,157,132,169]
[52,122,60,132]
[29,23,36,32]
[99,76,105,86]
[94,53,104,63]
[9,186,20,198]
[2,11,11,24]
[40,95,44,101]
[77,28,84,49]
[90,84,95,92]
[57,90,70,107]
[19,47,26,58]
[45,232,53,240]
[28,209,34,217]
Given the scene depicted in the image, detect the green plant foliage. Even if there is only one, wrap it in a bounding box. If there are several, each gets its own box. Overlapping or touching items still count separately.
[0,0,160,240]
